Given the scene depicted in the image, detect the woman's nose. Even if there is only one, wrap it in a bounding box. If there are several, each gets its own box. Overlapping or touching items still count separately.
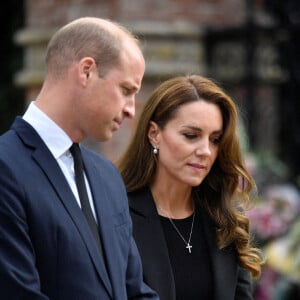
[195,139,211,156]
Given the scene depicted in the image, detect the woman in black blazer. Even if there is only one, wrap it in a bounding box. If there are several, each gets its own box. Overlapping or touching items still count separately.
[118,75,264,300]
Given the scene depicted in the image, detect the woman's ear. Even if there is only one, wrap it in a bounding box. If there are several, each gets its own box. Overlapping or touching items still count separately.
[148,121,160,146]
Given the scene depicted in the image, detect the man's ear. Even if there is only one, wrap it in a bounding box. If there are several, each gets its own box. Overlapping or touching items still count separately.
[148,121,160,146]
[78,57,95,85]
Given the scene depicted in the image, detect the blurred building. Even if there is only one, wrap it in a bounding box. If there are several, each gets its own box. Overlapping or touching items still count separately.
[4,0,300,186]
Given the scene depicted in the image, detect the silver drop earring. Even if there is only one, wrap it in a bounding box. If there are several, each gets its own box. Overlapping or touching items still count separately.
[153,146,158,154]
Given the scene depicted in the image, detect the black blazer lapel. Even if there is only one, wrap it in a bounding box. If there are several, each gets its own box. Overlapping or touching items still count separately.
[128,187,176,300]
[13,118,113,297]
[201,211,238,300]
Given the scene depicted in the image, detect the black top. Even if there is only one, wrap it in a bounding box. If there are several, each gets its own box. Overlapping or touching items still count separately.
[129,187,253,300]
[159,211,214,300]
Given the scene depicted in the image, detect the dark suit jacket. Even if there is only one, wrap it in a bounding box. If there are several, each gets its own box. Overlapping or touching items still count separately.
[128,187,254,300]
[0,117,158,300]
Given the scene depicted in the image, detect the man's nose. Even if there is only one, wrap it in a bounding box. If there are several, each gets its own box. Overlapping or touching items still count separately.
[123,96,135,118]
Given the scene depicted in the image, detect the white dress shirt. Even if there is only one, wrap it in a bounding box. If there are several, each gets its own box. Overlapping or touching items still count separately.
[23,102,97,219]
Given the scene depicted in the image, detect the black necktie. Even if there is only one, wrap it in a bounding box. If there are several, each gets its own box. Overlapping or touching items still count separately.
[70,143,104,258]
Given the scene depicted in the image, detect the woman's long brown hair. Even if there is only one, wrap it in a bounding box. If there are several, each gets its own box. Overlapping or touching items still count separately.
[118,75,264,277]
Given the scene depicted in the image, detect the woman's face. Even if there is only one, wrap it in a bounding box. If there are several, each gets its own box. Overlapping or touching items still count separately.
[149,100,223,187]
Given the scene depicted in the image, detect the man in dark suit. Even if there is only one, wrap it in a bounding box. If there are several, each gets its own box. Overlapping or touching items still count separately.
[0,17,158,300]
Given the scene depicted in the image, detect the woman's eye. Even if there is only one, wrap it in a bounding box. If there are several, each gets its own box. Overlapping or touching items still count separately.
[211,136,221,145]
[183,133,197,139]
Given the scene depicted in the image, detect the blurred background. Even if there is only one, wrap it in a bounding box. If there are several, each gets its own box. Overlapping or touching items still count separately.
[1,0,299,298]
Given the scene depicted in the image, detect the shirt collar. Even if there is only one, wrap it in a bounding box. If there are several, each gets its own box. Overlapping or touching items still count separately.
[23,101,73,159]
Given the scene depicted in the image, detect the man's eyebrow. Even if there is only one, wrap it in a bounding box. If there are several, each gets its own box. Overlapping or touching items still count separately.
[132,86,139,93]
[124,83,140,93]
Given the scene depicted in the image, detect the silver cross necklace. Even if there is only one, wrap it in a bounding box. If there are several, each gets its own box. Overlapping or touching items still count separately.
[168,212,195,253]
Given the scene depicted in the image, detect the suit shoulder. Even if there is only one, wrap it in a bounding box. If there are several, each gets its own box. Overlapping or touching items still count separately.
[82,146,118,172]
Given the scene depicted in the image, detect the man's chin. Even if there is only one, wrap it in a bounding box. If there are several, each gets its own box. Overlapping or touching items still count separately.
[100,134,112,142]
[104,129,116,141]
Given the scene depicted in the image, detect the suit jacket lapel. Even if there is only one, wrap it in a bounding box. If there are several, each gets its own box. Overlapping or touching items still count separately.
[201,211,237,300]
[83,153,131,295]
[13,118,113,297]
[129,187,176,300]
[82,155,116,270]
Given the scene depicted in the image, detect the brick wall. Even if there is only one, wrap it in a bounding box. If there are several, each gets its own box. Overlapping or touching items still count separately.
[25,0,246,27]
[15,0,270,161]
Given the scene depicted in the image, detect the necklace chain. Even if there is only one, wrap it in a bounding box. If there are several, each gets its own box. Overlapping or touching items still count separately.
[155,202,195,253]
[168,212,195,253]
